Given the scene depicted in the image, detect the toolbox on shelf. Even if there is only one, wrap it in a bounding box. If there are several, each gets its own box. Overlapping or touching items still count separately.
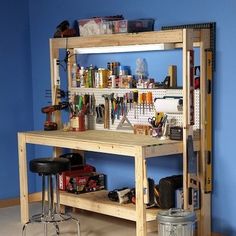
[59,164,106,194]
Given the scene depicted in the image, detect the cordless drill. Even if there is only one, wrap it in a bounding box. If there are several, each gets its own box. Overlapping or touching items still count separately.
[41,103,68,131]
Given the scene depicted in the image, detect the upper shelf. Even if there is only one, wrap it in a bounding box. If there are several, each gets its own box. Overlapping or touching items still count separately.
[50,29,204,50]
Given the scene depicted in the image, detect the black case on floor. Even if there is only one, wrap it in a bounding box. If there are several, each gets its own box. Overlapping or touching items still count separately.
[159,175,183,209]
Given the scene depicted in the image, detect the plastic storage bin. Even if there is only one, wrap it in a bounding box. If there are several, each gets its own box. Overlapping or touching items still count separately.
[78,18,155,36]
[157,208,196,236]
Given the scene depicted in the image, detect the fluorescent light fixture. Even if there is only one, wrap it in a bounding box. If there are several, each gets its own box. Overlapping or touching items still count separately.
[74,43,174,54]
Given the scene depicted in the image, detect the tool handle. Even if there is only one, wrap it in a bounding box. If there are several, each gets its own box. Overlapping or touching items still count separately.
[142,93,146,104]
[138,93,142,104]
[146,92,153,104]
[133,90,138,103]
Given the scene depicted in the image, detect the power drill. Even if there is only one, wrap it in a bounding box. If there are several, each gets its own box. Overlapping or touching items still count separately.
[41,103,68,131]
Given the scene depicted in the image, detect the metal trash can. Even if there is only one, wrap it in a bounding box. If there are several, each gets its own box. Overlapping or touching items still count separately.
[157,208,196,236]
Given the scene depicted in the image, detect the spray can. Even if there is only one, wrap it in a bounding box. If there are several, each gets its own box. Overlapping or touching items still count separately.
[88,65,95,88]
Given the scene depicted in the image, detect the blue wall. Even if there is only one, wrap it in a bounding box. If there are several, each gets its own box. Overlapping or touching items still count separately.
[1,0,236,235]
[0,0,34,199]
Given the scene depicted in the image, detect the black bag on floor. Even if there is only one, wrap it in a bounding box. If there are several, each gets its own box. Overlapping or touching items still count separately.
[159,175,183,209]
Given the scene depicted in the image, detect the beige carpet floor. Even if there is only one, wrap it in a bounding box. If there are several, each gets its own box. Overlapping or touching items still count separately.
[0,203,158,236]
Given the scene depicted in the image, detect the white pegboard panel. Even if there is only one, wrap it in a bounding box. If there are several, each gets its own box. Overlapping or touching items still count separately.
[69,88,200,133]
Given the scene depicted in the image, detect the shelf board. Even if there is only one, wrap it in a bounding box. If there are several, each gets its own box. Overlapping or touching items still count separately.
[60,190,158,222]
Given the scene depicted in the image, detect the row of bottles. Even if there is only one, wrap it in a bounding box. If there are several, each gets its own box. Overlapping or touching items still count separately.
[71,62,135,89]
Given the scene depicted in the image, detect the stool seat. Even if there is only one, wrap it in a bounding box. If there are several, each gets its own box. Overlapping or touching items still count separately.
[30,157,70,175]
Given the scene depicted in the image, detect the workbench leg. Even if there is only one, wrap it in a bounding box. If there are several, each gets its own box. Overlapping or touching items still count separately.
[135,147,147,236]
[198,193,211,236]
[18,133,29,224]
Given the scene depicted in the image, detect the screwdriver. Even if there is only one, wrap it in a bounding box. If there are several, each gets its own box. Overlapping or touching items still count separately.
[142,93,146,114]
[147,91,153,112]
[129,91,133,111]
[138,92,143,114]
[133,90,138,119]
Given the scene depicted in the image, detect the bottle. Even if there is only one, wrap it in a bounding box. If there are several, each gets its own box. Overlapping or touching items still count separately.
[80,66,85,87]
[71,63,77,88]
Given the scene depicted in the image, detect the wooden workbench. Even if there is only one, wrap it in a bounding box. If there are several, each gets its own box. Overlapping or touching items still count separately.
[18,129,186,236]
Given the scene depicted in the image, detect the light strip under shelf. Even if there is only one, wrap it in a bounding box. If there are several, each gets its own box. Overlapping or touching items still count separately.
[74,43,175,54]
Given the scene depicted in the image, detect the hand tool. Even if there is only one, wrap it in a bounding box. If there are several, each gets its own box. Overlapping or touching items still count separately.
[148,117,157,127]
[102,93,114,129]
[138,92,142,114]
[155,112,164,124]
[96,104,104,124]
[111,97,115,125]
[146,91,153,111]
[117,114,133,131]
[41,102,69,131]
[116,97,121,120]
[108,187,131,204]
[205,49,213,193]
[142,92,146,114]
[129,91,133,111]
[133,90,138,119]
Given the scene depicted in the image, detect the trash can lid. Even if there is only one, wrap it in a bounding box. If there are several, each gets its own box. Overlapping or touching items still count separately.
[157,208,196,224]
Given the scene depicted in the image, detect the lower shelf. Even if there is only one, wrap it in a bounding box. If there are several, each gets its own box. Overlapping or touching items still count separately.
[60,190,158,222]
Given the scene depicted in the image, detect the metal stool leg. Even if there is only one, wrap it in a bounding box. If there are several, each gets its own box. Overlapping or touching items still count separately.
[48,174,54,219]
[42,174,46,218]
[22,221,30,236]
[44,223,48,236]
[53,222,60,235]
[55,174,60,214]
[71,217,81,236]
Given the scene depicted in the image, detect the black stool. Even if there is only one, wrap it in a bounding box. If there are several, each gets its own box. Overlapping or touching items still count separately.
[22,157,81,236]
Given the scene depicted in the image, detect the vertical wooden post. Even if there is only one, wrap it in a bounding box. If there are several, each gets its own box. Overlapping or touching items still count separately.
[67,48,75,89]
[182,28,194,209]
[199,28,211,236]
[49,39,61,128]
[135,146,147,236]
[18,132,29,223]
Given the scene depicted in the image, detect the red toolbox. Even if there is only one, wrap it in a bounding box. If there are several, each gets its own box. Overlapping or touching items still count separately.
[59,164,95,191]
[65,172,106,194]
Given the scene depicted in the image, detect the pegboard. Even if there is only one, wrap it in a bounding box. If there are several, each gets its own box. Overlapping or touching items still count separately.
[70,88,200,133]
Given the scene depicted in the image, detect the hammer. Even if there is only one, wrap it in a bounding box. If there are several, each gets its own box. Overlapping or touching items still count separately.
[102,93,114,129]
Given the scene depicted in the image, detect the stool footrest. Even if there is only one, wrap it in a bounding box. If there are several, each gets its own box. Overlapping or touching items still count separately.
[30,213,72,223]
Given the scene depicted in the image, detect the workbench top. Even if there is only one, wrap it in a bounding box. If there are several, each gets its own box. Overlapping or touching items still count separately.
[20,130,186,158]
[24,130,180,146]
